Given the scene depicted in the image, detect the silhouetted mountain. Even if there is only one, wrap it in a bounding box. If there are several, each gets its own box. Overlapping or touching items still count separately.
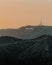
[0,35,52,64]
[0,36,22,44]
[0,25,52,39]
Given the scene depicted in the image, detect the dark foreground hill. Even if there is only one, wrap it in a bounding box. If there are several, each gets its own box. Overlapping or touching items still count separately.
[0,35,52,64]
[0,36,22,44]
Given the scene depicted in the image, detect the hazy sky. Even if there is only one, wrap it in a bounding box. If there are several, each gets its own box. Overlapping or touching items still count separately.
[0,0,52,29]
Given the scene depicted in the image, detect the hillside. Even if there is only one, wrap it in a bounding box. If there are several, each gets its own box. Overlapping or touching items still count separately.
[0,36,22,44]
[0,35,52,64]
[0,25,52,39]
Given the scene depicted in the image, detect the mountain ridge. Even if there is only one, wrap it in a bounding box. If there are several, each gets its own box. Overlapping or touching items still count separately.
[0,25,52,39]
[0,35,52,64]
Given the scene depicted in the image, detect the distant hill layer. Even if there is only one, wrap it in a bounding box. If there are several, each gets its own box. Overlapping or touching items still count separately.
[0,26,52,39]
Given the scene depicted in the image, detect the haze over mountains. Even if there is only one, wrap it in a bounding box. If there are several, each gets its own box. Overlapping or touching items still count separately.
[0,25,52,39]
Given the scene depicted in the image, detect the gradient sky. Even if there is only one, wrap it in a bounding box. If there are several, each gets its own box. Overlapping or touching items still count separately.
[0,0,52,29]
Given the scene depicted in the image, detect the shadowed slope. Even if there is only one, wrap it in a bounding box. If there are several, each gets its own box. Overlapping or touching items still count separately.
[0,35,51,64]
[0,36,22,44]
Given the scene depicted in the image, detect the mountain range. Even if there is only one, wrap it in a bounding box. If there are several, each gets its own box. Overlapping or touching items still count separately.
[0,25,52,39]
[0,35,52,64]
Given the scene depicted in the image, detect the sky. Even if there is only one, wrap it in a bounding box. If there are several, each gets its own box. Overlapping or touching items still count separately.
[0,0,52,29]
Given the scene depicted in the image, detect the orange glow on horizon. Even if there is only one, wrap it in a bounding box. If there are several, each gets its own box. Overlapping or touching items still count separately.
[0,0,52,29]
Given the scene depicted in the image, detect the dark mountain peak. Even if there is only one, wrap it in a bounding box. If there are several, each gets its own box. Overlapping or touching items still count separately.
[19,25,34,29]
[0,36,21,40]
[24,25,35,28]
[0,36,22,44]
[34,35,52,41]
[38,35,52,38]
